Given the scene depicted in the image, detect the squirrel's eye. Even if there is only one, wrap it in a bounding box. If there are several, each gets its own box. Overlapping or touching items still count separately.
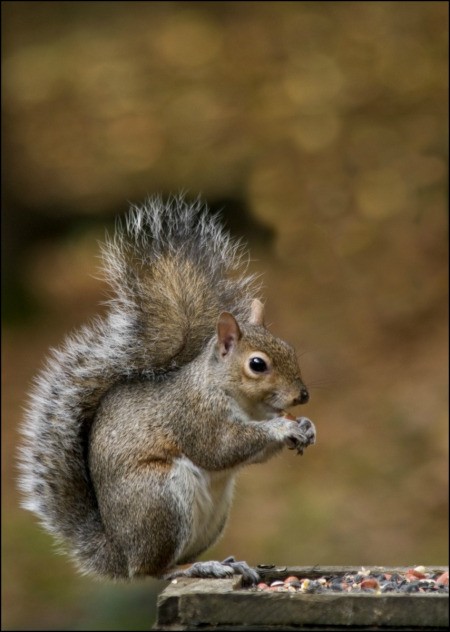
[249,357,268,373]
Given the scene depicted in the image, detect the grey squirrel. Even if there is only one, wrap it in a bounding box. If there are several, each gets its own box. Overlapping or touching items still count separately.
[18,195,316,584]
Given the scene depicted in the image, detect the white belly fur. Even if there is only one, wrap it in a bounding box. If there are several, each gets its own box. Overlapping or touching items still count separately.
[170,456,236,562]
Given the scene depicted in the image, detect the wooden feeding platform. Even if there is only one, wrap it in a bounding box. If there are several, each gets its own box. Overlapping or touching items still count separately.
[154,565,449,631]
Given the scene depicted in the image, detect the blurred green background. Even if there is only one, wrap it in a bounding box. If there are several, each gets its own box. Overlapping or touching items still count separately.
[2,1,448,629]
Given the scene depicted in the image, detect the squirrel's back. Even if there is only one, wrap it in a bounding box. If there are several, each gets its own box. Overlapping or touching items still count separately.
[18,195,260,577]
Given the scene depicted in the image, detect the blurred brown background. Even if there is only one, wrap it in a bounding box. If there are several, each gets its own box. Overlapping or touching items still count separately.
[2,1,448,629]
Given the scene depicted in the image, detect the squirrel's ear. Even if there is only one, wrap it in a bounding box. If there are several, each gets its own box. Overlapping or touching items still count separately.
[249,299,265,327]
[217,312,242,357]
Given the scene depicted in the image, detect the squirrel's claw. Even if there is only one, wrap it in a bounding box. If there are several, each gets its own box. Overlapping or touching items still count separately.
[221,556,260,585]
[285,416,316,455]
[165,558,259,585]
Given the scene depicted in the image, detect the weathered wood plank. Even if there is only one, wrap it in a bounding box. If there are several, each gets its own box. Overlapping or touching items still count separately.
[179,592,448,628]
[155,566,449,631]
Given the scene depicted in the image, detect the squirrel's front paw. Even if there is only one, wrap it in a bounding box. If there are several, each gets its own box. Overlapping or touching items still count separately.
[284,416,316,455]
[269,416,316,455]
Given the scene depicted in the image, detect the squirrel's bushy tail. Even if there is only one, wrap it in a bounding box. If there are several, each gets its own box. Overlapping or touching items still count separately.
[18,195,260,578]
[103,195,259,368]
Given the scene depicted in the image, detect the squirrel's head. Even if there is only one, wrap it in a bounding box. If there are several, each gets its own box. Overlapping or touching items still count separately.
[214,299,309,418]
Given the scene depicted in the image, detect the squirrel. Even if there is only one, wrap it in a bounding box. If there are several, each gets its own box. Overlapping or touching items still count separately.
[18,195,316,584]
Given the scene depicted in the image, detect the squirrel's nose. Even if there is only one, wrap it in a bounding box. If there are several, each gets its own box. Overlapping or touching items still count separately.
[293,387,309,406]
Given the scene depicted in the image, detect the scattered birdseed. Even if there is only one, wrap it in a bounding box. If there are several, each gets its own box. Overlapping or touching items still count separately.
[251,567,449,595]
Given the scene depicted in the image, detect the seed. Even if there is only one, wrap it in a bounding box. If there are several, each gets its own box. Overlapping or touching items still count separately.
[361,578,379,590]
[410,567,426,579]
[414,565,426,574]
[300,579,310,592]
[286,580,302,589]
[436,571,449,586]
[404,582,421,593]
[247,566,444,594]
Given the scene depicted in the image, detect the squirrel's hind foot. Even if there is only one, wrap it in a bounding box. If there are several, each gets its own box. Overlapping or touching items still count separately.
[164,556,259,585]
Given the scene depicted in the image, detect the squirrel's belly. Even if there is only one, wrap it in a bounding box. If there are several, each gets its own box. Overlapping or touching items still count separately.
[170,456,236,562]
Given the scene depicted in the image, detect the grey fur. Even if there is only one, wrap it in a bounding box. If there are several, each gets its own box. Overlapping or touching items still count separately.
[18,195,315,581]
